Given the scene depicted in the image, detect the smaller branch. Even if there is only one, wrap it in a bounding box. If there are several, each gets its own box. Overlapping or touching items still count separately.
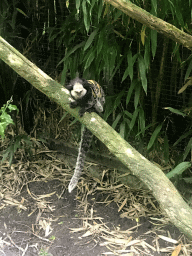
[105,0,192,50]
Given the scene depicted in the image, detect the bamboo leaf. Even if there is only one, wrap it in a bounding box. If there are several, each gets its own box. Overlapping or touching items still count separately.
[84,28,99,51]
[151,0,157,15]
[139,107,145,135]
[144,38,150,68]
[163,134,169,163]
[76,0,81,11]
[141,25,146,45]
[164,107,186,117]
[120,121,126,138]
[147,124,162,150]
[122,66,129,82]
[84,50,95,70]
[134,84,140,109]
[16,8,28,17]
[173,130,192,147]
[114,90,125,109]
[185,58,192,80]
[129,108,139,131]
[114,9,122,21]
[82,0,90,32]
[97,29,104,54]
[58,42,85,66]
[175,3,184,27]
[166,162,191,179]
[151,29,157,58]
[103,97,114,120]
[109,47,117,78]
[183,137,192,161]
[183,177,192,183]
[98,0,103,21]
[126,79,137,106]
[138,55,147,94]
[178,77,192,94]
[112,113,122,129]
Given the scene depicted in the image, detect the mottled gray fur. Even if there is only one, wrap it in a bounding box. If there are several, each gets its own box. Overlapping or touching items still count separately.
[68,127,93,193]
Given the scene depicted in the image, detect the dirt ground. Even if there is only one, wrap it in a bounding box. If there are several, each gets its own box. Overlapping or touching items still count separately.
[0,178,190,256]
[0,143,191,256]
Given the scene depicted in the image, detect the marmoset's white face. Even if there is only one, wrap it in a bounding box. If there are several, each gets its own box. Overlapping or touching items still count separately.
[71,83,87,99]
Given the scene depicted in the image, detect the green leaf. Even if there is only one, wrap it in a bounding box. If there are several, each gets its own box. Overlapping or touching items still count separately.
[164,107,186,117]
[175,3,184,27]
[129,108,139,131]
[0,123,5,139]
[76,0,81,11]
[58,42,85,66]
[147,124,162,150]
[114,90,125,109]
[112,113,122,129]
[151,0,157,15]
[126,79,137,106]
[183,177,192,183]
[163,134,169,163]
[84,28,99,51]
[134,84,140,109]
[185,58,192,80]
[151,29,157,58]
[144,38,150,68]
[109,47,116,78]
[122,51,133,82]
[139,107,145,135]
[124,110,132,119]
[98,0,103,21]
[183,137,192,161]
[97,30,104,54]
[120,121,126,138]
[16,8,28,17]
[166,162,191,179]
[8,104,18,112]
[84,50,95,70]
[103,97,114,120]
[82,0,90,32]
[173,130,192,147]
[138,55,147,94]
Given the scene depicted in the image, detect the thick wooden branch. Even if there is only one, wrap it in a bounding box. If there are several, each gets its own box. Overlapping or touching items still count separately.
[105,0,192,50]
[0,36,192,240]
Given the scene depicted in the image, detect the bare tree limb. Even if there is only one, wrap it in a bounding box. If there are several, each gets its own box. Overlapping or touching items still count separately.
[0,36,192,239]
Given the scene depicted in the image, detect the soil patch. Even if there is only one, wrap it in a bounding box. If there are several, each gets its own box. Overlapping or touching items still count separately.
[0,179,189,256]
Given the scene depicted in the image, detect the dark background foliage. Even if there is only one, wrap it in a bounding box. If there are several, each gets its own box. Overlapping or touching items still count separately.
[1,0,192,181]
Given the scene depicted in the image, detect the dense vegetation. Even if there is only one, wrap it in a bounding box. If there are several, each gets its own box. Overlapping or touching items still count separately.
[1,0,192,183]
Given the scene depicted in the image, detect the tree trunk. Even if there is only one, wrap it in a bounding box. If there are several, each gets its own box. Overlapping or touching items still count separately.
[0,36,192,240]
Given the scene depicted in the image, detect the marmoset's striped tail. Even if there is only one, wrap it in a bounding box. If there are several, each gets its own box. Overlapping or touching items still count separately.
[68,127,93,193]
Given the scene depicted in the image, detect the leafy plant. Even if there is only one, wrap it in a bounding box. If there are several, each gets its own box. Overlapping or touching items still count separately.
[166,162,191,179]
[0,97,18,140]
[2,134,32,166]
[0,97,33,165]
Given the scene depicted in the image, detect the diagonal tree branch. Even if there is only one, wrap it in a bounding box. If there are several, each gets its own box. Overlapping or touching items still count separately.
[0,36,192,239]
[105,0,192,50]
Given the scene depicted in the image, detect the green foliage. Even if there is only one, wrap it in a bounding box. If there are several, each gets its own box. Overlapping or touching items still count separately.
[166,162,191,179]
[2,134,32,166]
[2,0,192,178]
[39,248,53,256]
[0,98,32,166]
[0,97,18,140]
